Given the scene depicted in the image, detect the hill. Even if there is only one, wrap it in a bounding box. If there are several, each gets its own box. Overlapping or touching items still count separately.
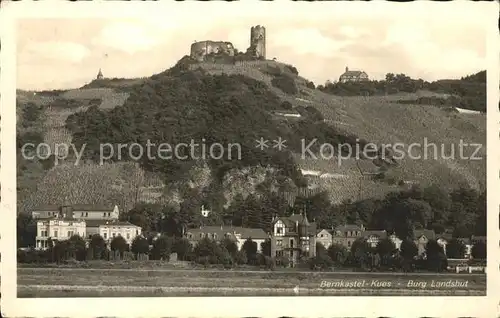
[16,58,485,232]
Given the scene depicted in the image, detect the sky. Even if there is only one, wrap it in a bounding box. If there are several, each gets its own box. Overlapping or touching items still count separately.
[15,2,490,91]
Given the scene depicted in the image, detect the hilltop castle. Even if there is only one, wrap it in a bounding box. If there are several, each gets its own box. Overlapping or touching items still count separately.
[190,25,266,62]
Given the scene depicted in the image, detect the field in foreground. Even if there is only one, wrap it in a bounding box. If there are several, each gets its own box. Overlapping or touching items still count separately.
[18,267,486,297]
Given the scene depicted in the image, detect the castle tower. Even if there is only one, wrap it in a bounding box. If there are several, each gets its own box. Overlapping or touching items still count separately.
[96,68,103,80]
[250,25,266,59]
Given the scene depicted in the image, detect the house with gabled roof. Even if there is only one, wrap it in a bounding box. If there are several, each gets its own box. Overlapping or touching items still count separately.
[316,229,333,249]
[332,224,365,249]
[363,230,387,248]
[339,66,369,83]
[31,204,120,221]
[271,213,317,265]
[85,219,142,245]
[413,229,436,256]
[185,226,269,252]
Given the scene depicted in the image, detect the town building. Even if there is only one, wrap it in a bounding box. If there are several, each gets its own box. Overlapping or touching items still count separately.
[33,204,141,249]
[35,218,86,250]
[413,229,436,256]
[86,220,142,245]
[270,213,317,265]
[363,230,387,248]
[338,66,369,83]
[32,204,119,221]
[97,68,104,80]
[185,226,269,252]
[331,224,365,249]
[316,229,333,249]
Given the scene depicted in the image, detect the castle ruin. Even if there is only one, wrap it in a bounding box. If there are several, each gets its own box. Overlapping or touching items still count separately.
[248,25,266,59]
[190,25,266,62]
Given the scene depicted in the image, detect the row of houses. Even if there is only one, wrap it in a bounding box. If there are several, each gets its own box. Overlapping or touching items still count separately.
[31,205,486,264]
[31,205,142,249]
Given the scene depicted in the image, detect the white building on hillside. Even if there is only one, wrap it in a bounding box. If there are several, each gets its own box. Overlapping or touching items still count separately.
[86,220,142,245]
[35,218,86,250]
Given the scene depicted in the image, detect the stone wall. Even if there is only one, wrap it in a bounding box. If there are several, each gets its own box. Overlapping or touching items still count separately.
[190,41,235,62]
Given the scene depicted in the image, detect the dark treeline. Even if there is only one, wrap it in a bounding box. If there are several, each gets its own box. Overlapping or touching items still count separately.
[317,71,486,112]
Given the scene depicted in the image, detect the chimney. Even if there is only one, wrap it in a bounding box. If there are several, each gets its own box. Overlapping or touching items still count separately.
[345,66,349,72]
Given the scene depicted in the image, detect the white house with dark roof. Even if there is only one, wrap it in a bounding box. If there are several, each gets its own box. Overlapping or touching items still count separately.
[35,217,87,250]
[338,66,369,83]
[185,226,269,252]
[31,204,119,221]
[86,220,142,245]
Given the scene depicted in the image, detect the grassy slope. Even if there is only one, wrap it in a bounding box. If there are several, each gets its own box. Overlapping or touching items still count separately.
[17,60,485,213]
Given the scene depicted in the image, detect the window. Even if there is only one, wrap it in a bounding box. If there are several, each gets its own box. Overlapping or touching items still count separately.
[67,231,74,237]
[54,230,58,238]
[41,230,48,237]
[348,241,351,247]
[200,233,203,238]
[88,234,92,239]
[112,233,116,238]
[276,227,283,234]
[212,233,217,239]
[103,233,107,239]
[126,233,130,239]
[85,212,88,217]
[277,239,283,246]
[290,239,294,248]
[276,250,283,257]
[81,212,84,217]
[320,234,324,238]
[103,213,106,217]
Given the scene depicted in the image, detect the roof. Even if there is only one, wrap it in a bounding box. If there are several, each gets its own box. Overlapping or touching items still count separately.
[37,217,84,223]
[186,226,268,240]
[335,224,364,232]
[414,229,436,240]
[33,204,116,212]
[32,205,60,212]
[274,214,317,236]
[85,220,137,227]
[457,237,472,245]
[71,204,116,211]
[363,230,387,239]
[436,233,453,241]
[316,228,331,235]
[340,70,365,77]
[471,236,486,242]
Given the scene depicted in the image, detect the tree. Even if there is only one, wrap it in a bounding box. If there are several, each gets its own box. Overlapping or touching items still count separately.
[131,236,150,259]
[260,239,271,257]
[376,238,396,267]
[445,239,466,259]
[172,237,192,261]
[151,235,173,260]
[327,243,348,266]
[350,238,373,269]
[235,250,248,265]
[123,203,164,234]
[316,242,328,256]
[241,238,258,264]
[471,241,486,259]
[399,239,418,272]
[89,234,106,260]
[68,235,87,261]
[309,253,333,271]
[425,240,447,272]
[110,235,129,257]
[17,213,37,248]
[220,237,239,258]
